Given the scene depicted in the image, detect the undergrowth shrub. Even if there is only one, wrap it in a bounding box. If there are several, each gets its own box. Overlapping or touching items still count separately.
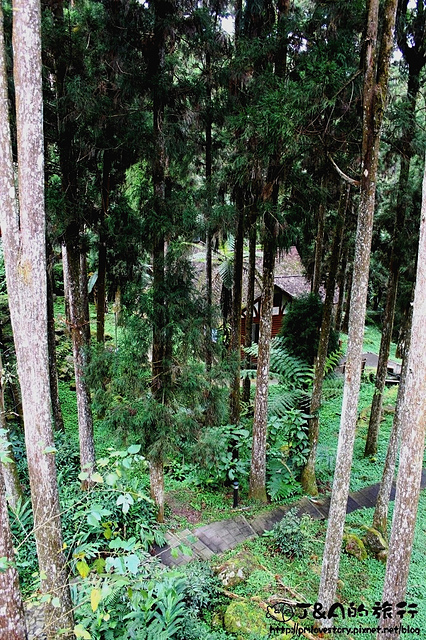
[266,410,309,501]
[265,507,310,558]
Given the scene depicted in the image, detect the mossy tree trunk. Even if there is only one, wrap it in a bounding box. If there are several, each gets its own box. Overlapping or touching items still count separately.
[301,184,348,496]
[249,229,275,502]
[317,0,398,618]
[378,162,426,638]
[0,1,74,634]
[365,9,425,456]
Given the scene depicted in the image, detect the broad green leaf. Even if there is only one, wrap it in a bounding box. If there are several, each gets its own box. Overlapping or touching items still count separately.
[90,472,104,484]
[78,471,89,482]
[73,624,91,639]
[125,554,140,575]
[43,446,57,454]
[90,588,102,612]
[52,597,61,608]
[105,472,118,486]
[76,560,90,579]
[127,444,141,454]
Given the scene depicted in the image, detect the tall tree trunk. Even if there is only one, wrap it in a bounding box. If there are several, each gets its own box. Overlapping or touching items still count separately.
[0,351,23,510]
[97,151,111,344]
[149,458,165,523]
[229,193,245,425]
[148,0,171,522]
[312,180,326,296]
[341,266,352,333]
[0,1,74,634]
[47,243,65,432]
[334,245,348,333]
[378,160,426,640]
[365,30,424,457]
[318,0,398,618]
[205,49,213,372]
[301,184,348,496]
[0,468,27,639]
[249,229,275,502]
[62,243,71,326]
[242,216,257,403]
[65,234,96,483]
[372,297,413,536]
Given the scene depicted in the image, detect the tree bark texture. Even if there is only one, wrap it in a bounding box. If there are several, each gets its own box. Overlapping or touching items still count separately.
[0,469,27,640]
[301,184,348,496]
[365,32,424,457]
[97,151,111,344]
[334,245,347,333]
[378,160,426,640]
[242,218,257,404]
[61,243,70,326]
[0,1,74,635]
[318,0,398,617]
[249,232,275,502]
[149,458,165,523]
[312,184,326,296]
[65,236,96,482]
[229,195,245,424]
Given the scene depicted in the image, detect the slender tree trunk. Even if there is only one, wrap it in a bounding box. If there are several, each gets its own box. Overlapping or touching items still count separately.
[148,0,171,522]
[242,216,257,403]
[301,184,348,496]
[47,243,64,432]
[229,193,245,424]
[0,2,73,634]
[249,231,275,502]
[312,180,326,295]
[205,49,213,372]
[65,234,96,482]
[334,245,348,333]
[318,0,398,617]
[365,54,422,457]
[97,151,110,344]
[372,298,413,536]
[0,468,27,639]
[62,243,70,327]
[0,352,23,509]
[341,266,352,334]
[378,160,426,640]
[149,458,165,523]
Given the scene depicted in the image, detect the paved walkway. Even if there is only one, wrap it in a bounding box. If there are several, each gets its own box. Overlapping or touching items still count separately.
[154,468,426,567]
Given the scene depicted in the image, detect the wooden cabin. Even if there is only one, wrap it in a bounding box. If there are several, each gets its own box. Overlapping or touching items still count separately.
[241,285,293,344]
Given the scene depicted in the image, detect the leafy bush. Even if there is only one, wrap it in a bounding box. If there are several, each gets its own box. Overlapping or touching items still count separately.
[279,293,339,364]
[266,507,310,558]
[266,410,310,501]
[182,562,222,614]
[190,422,252,486]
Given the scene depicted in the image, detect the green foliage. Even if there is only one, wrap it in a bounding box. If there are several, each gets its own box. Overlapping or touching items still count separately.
[264,507,310,558]
[279,293,339,364]
[266,410,310,501]
[191,423,252,486]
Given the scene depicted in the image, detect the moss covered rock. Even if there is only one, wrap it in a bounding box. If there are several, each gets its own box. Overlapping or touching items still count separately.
[214,551,261,588]
[362,526,387,557]
[343,533,367,561]
[223,601,269,637]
